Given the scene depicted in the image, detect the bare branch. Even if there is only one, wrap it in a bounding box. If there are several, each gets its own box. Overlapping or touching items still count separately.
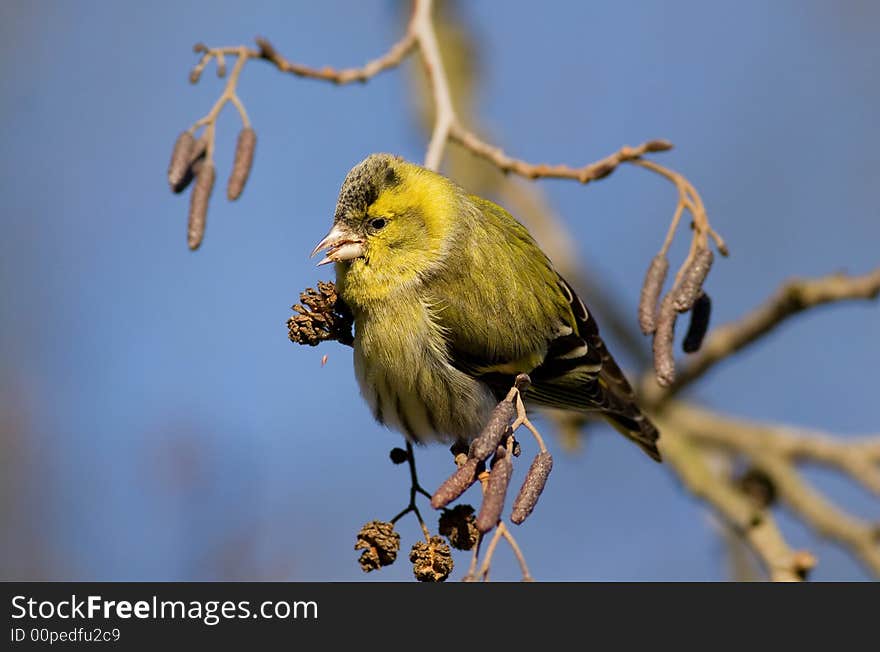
[450,126,672,182]
[252,25,417,84]
[412,0,456,170]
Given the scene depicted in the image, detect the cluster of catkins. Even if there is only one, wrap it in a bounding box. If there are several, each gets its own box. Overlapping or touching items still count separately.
[167,127,256,250]
[432,375,553,531]
[639,247,714,385]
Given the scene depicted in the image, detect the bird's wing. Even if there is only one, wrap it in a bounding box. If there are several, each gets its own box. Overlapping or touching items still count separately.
[432,195,660,459]
[526,275,661,461]
[444,270,661,461]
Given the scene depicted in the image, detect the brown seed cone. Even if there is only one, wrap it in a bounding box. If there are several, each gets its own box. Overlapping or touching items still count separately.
[409,536,453,582]
[639,254,669,334]
[188,161,215,250]
[682,292,712,353]
[476,448,513,533]
[355,520,400,572]
[227,127,256,200]
[511,451,553,525]
[438,504,479,551]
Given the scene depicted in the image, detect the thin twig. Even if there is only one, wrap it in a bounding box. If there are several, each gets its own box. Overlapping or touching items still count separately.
[499,523,533,581]
[413,0,456,170]
[451,126,672,183]
[389,441,433,541]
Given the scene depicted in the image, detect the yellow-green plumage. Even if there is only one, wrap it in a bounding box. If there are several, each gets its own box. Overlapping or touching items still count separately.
[315,153,660,461]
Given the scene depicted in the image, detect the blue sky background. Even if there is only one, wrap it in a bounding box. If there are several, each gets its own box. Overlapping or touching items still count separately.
[1,1,878,581]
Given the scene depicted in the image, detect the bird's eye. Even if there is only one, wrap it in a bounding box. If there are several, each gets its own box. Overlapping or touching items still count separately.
[369,218,387,230]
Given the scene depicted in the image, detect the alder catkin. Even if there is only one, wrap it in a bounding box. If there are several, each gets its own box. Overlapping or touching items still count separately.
[468,400,515,462]
[682,292,712,353]
[653,294,678,386]
[638,254,669,334]
[475,448,513,533]
[168,132,196,192]
[188,161,215,250]
[431,458,480,510]
[170,136,208,194]
[673,248,714,312]
[511,452,553,525]
[227,127,256,201]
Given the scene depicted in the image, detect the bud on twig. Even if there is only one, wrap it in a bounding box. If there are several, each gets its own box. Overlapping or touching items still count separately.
[638,254,669,334]
[511,452,553,525]
[188,161,215,250]
[476,447,513,533]
[431,458,480,509]
[389,447,409,465]
[644,139,674,153]
[255,37,278,61]
[737,468,777,509]
[227,127,256,201]
[468,401,515,462]
[682,292,711,353]
[514,373,531,393]
[673,248,714,312]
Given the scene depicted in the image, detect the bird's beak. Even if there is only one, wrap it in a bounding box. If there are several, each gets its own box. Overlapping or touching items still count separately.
[310,224,365,267]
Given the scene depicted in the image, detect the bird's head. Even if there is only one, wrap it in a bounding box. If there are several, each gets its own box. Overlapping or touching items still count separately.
[311,154,458,291]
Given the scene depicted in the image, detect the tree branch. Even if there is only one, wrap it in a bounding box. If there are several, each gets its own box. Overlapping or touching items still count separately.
[252,24,417,84]
[656,424,815,581]
[659,402,880,577]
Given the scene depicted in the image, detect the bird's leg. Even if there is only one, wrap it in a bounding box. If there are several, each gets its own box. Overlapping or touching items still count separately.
[389,440,432,541]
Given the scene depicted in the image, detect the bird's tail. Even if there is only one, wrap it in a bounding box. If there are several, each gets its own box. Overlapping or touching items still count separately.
[602,408,662,463]
[591,337,662,462]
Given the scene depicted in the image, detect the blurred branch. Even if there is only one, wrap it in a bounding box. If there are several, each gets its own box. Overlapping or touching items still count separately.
[661,402,880,577]
[657,425,815,581]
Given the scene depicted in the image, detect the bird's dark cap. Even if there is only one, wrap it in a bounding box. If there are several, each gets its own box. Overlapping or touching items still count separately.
[335,153,405,221]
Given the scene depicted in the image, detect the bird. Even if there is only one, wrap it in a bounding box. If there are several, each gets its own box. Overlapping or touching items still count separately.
[311,153,661,462]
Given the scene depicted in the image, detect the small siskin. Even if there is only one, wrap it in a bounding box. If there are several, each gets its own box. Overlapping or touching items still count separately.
[312,154,661,461]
